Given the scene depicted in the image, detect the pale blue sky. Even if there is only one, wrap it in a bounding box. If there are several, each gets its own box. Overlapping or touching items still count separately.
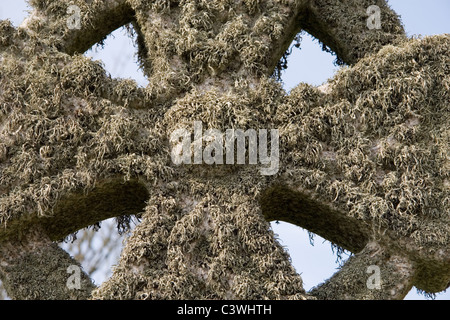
[0,0,449,300]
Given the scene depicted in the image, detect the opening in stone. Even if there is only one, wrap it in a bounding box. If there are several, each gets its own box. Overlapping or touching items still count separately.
[271,221,351,292]
[52,177,148,286]
[279,32,341,92]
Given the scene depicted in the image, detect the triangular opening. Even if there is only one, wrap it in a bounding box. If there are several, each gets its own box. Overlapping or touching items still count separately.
[270,221,448,299]
[84,25,148,88]
[271,221,351,292]
[278,32,342,92]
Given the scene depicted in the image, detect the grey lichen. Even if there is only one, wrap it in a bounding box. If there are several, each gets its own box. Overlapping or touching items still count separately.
[0,0,448,300]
